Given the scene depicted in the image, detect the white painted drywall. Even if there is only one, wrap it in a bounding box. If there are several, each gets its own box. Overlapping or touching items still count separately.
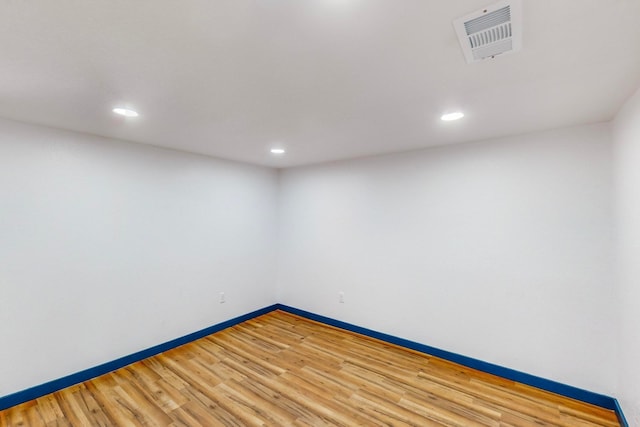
[613,87,640,426]
[277,123,616,395]
[0,118,278,397]
[0,113,624,407]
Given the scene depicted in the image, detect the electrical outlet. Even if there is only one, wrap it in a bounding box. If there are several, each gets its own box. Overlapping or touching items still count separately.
[339,291,344,303]
[219,292,225,304]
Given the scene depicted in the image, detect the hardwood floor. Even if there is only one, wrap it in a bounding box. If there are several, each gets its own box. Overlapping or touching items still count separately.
[0,310,619,426]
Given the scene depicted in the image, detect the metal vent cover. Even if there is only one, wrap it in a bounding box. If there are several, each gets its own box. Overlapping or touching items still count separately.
[453,0,522,63]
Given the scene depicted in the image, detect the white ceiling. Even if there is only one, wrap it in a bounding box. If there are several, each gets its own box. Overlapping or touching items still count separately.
[1,1,639,168]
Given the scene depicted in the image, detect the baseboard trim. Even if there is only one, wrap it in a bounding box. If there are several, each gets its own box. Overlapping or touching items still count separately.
[0,303,628,425]
[614,399,630,427]
[275,304,627,422]
[0,304,278,411]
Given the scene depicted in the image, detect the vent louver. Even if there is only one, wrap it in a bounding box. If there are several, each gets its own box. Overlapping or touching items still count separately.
[453,1,522,63]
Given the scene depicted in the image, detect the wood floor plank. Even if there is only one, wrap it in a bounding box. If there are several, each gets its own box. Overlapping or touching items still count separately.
[0,310,620,426]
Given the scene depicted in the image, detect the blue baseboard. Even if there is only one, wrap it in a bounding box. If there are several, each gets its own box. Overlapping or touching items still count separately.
[274,304,628,424]
[0,304,278,411]
[0,302,629,426]
[614,399,630,427]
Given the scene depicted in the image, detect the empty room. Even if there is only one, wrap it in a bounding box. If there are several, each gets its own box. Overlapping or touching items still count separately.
[1,0,639,426]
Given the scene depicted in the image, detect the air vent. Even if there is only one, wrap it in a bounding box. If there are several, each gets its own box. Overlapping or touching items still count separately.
[453,0,522,63]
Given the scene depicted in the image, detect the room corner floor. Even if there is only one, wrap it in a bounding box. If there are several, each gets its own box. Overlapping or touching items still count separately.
[0,310,620,426]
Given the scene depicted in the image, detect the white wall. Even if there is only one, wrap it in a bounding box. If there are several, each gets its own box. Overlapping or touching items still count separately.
[613,87,640,426]
[0,118,278,397]
[277,123,616,395]
[0,113,624,406]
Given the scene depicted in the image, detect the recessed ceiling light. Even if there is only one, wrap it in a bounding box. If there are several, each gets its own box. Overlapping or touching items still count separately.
[441,111,464,121]
[270,148,286,155]
[112,107,139,118]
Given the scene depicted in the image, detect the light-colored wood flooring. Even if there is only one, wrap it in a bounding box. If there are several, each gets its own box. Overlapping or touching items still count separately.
[0,310,619,426]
